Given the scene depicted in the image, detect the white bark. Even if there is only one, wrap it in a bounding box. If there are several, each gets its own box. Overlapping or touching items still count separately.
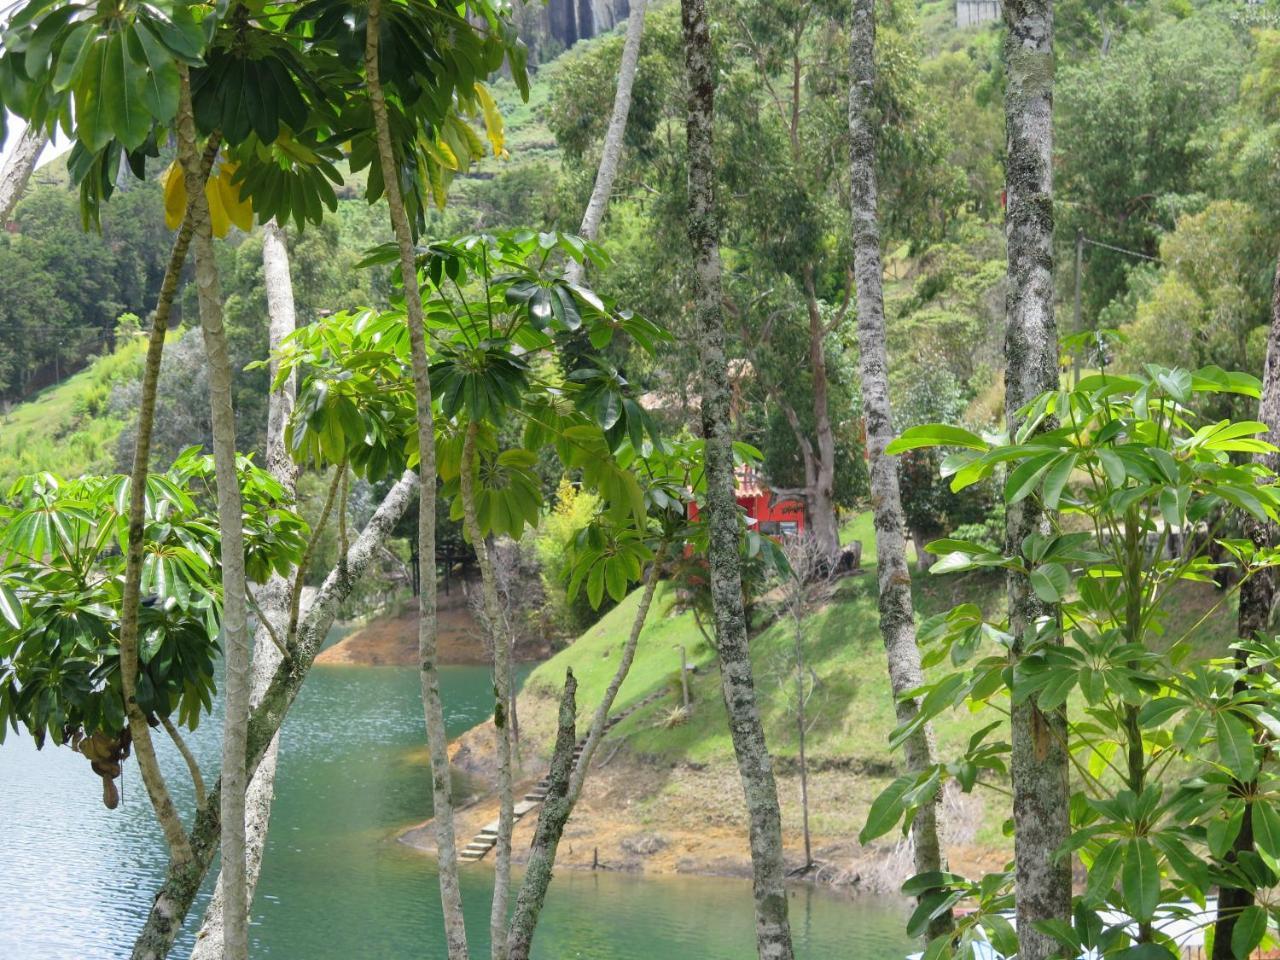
[848,0,951,939]
[0,125,46,223]
[363,5,470,956]
[566,0,649,284]
[190,219,299,960]
[176,67,252,960]
[682,0,795,955]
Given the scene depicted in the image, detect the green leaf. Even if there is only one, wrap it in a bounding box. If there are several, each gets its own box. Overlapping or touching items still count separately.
[101,30,151,150]
[1216,711,1259,780]
[886,424,988,454]
[1121,837,1160,922]
[1005,452,1059,504]
[1030,562,1070,603]
[1254,798,1280,860]
[128,23,180,123]
[1232,905,1267,960]
[1042,452,1077,509]
[0,583,21,629]
[860,776,913,843]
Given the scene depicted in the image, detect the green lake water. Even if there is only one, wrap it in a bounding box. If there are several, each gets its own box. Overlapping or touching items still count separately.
[0,630,912,958]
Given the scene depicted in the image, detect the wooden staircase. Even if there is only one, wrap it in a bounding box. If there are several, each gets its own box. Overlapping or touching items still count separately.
[458,689,666,863]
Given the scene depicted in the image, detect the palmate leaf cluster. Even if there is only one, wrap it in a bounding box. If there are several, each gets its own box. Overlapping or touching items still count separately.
[0,0,527,229]
[0,449,307,750]
[865,364,1280,959]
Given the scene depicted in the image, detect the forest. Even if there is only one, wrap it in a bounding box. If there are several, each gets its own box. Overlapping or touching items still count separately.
[4,0,1280,959]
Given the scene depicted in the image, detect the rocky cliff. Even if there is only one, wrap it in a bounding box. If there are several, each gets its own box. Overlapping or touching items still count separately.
[515,0,632,63]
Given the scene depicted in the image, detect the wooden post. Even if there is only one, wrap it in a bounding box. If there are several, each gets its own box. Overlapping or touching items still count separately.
[679,645,690,709]
[1073,228,1084,386]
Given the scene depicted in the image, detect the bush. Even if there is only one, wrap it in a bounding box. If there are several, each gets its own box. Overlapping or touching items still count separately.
[532,478,604,636]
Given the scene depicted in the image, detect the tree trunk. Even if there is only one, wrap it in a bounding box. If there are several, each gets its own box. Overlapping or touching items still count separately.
[848,0,952,939]
[0,125,47,223]
[458,425,516,960]
[1002,4,1070,958]
[116,136,217,869]
[176,67,253,960]
[801,269,840,562]
[567,0,649,285]
[131,471,419,960]
[794,623,811,871]
[1212,250,1280,959]
[190,219,299,960]
[682,0,796,956]
[505,669,577,960]
[363,4,470,956]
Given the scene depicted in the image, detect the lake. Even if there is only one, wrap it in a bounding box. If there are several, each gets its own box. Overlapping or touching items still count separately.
[0,631,912,959]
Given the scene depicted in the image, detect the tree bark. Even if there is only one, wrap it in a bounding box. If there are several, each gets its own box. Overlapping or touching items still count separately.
[363,6,470,955]
[458,425,516,960]
[682,1,795,956]
[190,219,299,960]
[116,135,218,869]
[566,0,649,284]
[1002,4,1070,959]
[1212,250,1280,960]
[848,0,952,939]
[131,471,419,960]
[505,669,577,960]
[801,269,841,562]
[0,125,47,223]
[176,67,253,960]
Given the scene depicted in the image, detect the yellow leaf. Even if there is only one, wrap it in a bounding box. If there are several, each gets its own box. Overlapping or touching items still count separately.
[214,162,254,233]
[163,162,186,230]
[420,134,459,171]
[473,81,505,158]
[206,176,230,238]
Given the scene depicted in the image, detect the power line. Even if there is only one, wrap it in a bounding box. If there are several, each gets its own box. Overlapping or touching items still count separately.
[1081,235,1161,263]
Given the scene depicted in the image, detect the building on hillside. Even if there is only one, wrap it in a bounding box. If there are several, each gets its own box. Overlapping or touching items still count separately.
[956,0,1002,27]
[688,465,806,537]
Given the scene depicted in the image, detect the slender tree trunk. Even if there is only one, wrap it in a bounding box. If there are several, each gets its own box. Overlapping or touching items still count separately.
[116,136,218,868]
[0,125,47,223]
[793,621,811,871]
[363,4,470,956]
[682,1,795,956]
[567,544,666,805]
[1212,251,1280,960]
[848,0,952,939]
[566,0,649,283]
[176,68,253,960]
[801,269,840,562]
[1002,5,1069,959]
[131,471,419,960]
[505,669,577,960]
[458,425,516,960]
[190,219,299,960]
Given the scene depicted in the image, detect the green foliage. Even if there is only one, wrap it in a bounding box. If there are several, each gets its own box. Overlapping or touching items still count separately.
[876,365,1280,958]
[0,450,307,749]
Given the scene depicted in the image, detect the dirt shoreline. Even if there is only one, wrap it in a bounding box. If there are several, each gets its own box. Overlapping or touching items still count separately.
[316,589,553,666]
[397,695,1011,891]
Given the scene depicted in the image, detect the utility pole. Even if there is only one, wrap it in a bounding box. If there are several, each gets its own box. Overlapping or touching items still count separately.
[1073,228,1084,386]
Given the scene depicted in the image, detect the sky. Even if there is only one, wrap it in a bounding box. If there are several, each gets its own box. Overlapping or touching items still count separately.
[1,113,68,176]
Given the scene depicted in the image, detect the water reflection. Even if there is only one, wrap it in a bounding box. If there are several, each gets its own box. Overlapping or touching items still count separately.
[0,638,910,959]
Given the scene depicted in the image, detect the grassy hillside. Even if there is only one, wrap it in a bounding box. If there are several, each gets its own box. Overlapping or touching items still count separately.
[0,336,152,488]
[519,516,1242,849]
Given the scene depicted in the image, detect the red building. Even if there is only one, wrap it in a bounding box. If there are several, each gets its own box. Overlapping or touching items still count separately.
[688,466,806,536]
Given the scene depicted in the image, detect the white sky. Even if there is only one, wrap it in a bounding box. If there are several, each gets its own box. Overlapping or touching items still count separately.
[1,113,69,175]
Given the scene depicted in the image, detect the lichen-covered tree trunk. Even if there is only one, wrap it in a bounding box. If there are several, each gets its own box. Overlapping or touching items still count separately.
[681,0,795,956]
[363,4,470,956]
[131,471,418,960]
[1212,251,1280,960]
[176,68,253,960]
[848,0,952,937]
[190,219,299,960]
[505,669,577,960]
[116,135,217,869]
[567,0,648,283]
[457,425,516,960]
[0,125,47,223]
[1002,4,1070,959]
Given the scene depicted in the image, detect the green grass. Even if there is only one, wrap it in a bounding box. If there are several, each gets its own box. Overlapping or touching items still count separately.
[0,336,152,488]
